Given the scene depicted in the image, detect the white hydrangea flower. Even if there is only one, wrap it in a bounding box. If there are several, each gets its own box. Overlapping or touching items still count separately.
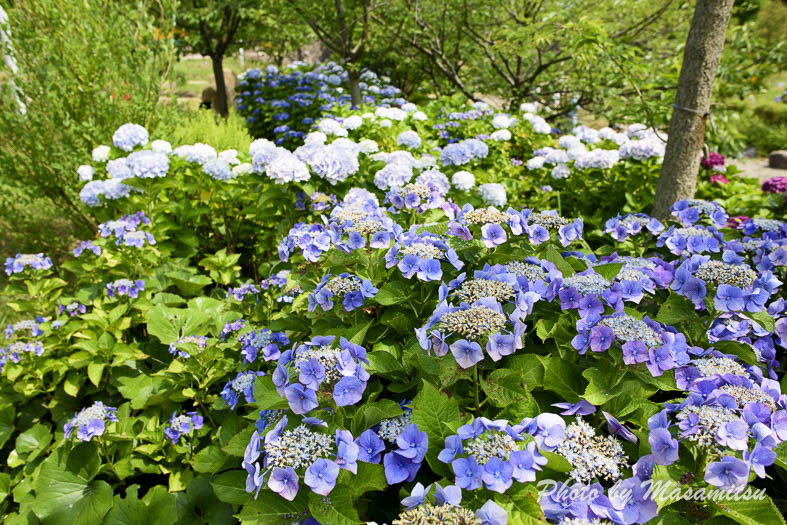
[77,165,94,182]
[478,183,506,207]
[526,157,546,170]
[358,139,379,154]
[401,103,417,112]
[219,149,240,165]
[151,140,172,154]
[491,114,515,129]
[231,163,252,176]
[92,145,111,163]
[490,129,512,141]
[265,150,310,184]
[342,115,364,130]
[551,164,571,179]
[397,130,422,149]
[411,111,428,121]
[317,118,348,137]
[378,119,392,128]
[304,131,327,145]
[520,102,538,113]
[452,170,475,191]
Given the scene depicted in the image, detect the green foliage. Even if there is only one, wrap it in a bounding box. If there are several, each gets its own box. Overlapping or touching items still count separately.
[169,110,254,154]
[0,0,176,259]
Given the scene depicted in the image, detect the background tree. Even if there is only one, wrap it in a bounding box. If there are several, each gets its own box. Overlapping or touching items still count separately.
[652,0,737,219]
[289,0,384,106]
[175,1,264,117]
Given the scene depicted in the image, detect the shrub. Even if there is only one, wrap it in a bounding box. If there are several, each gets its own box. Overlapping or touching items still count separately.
[0,0,176,259]
[2,97,786,524]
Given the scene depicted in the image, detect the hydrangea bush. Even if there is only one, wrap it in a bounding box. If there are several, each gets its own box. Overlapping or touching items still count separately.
[1,94,786,525]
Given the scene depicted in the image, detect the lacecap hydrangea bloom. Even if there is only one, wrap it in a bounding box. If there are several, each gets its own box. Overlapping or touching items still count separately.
[438,417,547,494]
[73,240,101,257]
[522,210,584,247]
[221,370,266,410]
[308,273,378,312]
[64,401,118,441]
[106,279,145,299]
[604,213,664,242]
[5,253,53,276]
[168,335,208,359]
[164,411,203,445]
[273,335,370,413]
[238,328,289,362]
[417,296,526,368]
[5,317,45,338]
[2,341,45,362]
[385,228,463,282]
[671,199,728,228]
[242,415,358,500]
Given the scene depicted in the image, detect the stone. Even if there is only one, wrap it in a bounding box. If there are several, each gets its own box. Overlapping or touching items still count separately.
[742,147,757,158]
[769,150,787,169]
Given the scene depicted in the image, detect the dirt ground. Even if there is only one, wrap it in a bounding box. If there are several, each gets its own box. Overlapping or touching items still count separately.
[735,157,786,183]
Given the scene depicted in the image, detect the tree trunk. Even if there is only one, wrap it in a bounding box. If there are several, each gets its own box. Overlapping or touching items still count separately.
[348,68,362,107]
[651,0,735,220]
[211,54,229,118]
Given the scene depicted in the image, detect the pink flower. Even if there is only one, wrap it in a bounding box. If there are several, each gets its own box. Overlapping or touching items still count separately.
[710,173,728,185]
[726,215,749,228]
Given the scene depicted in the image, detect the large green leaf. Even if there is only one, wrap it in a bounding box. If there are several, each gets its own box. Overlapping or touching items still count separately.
[656,292,697,325]
[15,422,51,462]
[236,490,309,524]
[308,484,360,525]
[211,470,251,505]
[373,280,412,305]
[103,485,176,525]
[711,497,787,525]
[33,448,113,525]
[411,381,462,477]
[538,356,584,402]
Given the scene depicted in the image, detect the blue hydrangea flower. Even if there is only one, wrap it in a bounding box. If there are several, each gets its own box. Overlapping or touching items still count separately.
[106,279,145,299]
[73,241,101,257]
[657,225,722,255]
[274,336,369,413]
[278,222,331,262]
[220,319,245,341]
[672,199,728,228]
[4,253,53,276]
[221,371,266,410]
[168,335,208,359]
[5,317,45,338]
[521,210,583,247]
[59,302,87,317]
[417,297,526,368]
[64,401,118,441]
[604,213,664,242]
[385,228,463,282]
[2,341,45,362]
[308,273,378,312]
[98,212,150,245]
[383,423,428,484]
[439,417,545,494]
[164,411,203,444]
[79,179,135,206]
[126,150,169,178]
[226,282,260,301]
[112,123,149,151]
[239,329,289,362]
[242,415,358,500]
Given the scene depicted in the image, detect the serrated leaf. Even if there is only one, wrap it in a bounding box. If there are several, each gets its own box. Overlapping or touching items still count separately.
[212,471,251,505]
[411,381,462,477]
[192,446,227,473]
[656,293,697,325]
[538,356,584,402]
[593,262,623,281]
[543,245,575,277]
[104,485,176,525]
[236,490,308,524]
[712,497,787,525]
[373,280,412,305]
[308,484,359,525]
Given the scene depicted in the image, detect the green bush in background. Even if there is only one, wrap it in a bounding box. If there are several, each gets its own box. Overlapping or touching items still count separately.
[0,0,177,260]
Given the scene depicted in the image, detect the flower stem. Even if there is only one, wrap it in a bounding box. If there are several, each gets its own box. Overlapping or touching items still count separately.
[473,366,481,415]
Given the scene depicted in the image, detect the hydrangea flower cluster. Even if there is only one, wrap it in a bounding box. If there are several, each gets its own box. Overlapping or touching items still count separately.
[1,341,45,363]
[439,417,546,494]
[64,401,118,441]
[5,317,45,338]
[238,328,289,362]
[221,370,266,410]
[106,279,145,299]
[168,335,208,359]
[73,240,101,257]
[273,336,369,413]
[522,210,584,246]
[5,253,53,276]
[308,273,378,312]
[671,199,728,228]
[385,229,463,282]
[59,302,87,317]
[112,123,149,151]
[242,415,358,500]
[417,297,526,368]
[98,212,152,246]
[164,411,203,445]
[604,213,664,242]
